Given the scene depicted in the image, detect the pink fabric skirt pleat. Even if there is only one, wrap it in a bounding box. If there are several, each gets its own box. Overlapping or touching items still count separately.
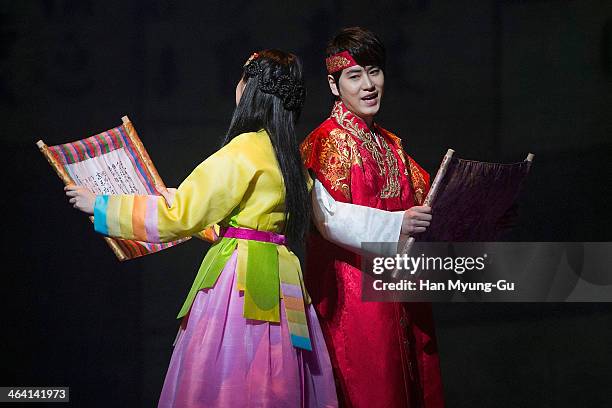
[158,251,338,408]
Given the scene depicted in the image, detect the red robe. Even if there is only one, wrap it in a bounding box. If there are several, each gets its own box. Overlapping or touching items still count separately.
[301,101,445,408]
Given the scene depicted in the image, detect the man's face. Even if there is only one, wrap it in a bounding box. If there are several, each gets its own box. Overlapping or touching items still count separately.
[329,65,384,124]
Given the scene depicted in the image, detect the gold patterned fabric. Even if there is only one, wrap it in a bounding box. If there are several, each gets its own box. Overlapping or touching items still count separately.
[300,102,441,408]
[330,101,402,200]
[301,100,430,209]
[324,51,358,74]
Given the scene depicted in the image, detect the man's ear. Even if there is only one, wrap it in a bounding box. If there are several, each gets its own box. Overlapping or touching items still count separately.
[327,74,340,97]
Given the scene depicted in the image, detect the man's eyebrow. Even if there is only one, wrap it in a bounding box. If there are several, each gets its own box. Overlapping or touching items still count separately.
[345,67,362,74]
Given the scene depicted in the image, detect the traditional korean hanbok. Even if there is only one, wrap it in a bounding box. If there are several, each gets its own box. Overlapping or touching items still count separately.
[93,129,338,407]
[301,101,445,408]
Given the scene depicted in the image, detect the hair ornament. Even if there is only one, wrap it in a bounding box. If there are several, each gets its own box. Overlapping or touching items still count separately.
[243,52,260,67]
[242,53,305,111]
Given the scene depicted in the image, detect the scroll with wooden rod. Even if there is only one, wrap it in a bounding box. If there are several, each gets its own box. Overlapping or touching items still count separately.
[391,149,454,278]
[390,150,534,279]
[36,116,191,260]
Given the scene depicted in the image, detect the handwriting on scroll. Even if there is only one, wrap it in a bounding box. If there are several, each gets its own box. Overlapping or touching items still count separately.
[66,148,148,195]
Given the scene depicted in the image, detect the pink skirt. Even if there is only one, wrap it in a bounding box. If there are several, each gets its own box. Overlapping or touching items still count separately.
[158,251,338,407]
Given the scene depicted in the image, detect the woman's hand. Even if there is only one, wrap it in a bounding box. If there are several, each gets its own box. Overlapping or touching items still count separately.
[401,205,432,236]
[155,184,177,208]
[64,185,95,215]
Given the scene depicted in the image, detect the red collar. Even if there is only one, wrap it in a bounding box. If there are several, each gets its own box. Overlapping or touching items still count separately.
[330,100,380,135]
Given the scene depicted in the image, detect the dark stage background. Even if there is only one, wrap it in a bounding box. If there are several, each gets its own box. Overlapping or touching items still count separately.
[3,1,612,407]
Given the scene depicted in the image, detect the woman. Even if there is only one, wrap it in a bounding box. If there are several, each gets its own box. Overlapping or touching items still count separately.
[66,50,338,407]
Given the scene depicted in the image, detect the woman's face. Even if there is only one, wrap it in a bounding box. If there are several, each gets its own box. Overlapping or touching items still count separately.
[328,65,384,125]
[235,77,246,106]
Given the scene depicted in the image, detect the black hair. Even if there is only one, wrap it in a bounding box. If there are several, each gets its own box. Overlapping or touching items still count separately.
[222,49,309,247]
[326,27,386,87]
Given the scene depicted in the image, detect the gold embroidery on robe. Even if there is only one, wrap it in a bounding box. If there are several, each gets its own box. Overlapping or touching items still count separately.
[346,136,363,168]
[317,129,352,200]
[408,157,427,205]
[396,149,410,177]
[300,137,314,166]
[331,103,401,199]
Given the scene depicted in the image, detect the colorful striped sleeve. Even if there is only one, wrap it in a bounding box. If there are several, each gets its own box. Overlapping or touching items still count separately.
[93,135,257,242]
[94,194,164,241]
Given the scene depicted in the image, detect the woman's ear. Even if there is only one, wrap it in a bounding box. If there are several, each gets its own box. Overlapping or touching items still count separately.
[235,77,246,106]
[327,74,340,97]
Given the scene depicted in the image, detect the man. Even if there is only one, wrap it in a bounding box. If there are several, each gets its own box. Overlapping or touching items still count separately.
[301,27,444,407]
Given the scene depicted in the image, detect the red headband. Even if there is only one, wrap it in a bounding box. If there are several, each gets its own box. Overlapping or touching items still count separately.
[325,51,357,74]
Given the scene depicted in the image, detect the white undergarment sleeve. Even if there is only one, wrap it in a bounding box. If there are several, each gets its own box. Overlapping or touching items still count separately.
[311,179,404,256]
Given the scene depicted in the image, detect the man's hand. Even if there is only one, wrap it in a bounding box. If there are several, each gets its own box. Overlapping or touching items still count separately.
[401,205,432,236]
[65,185,95,215]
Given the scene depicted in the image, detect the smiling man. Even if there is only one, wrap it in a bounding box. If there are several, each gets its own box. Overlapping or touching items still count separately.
[301,27,444,407]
